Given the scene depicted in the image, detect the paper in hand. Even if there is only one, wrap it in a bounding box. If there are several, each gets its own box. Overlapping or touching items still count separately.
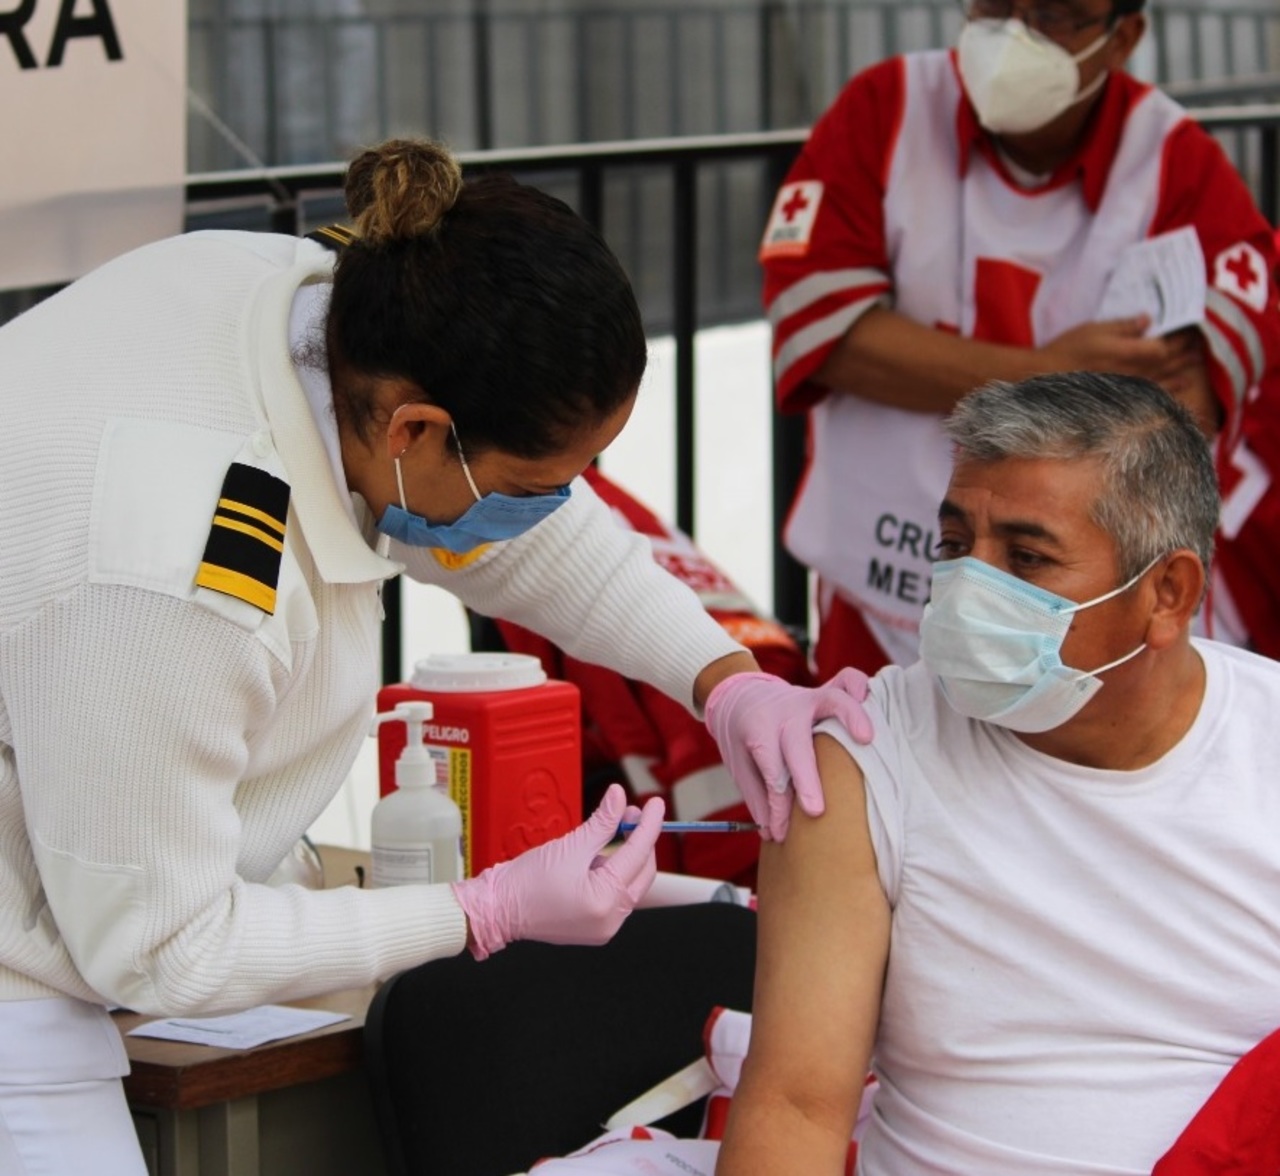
[1096,225,1206,337]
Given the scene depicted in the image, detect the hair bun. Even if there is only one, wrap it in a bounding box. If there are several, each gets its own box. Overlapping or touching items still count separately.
[344,137,463,245]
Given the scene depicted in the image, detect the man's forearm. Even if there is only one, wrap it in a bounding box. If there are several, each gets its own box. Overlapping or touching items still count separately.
[809,305,1203,415]
[811,305,1047,413]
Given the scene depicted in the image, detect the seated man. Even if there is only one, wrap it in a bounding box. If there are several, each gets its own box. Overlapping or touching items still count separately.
[717,372,1280,1175]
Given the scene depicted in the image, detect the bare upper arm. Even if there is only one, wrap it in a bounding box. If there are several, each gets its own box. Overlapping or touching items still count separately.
[718,733,890,1173]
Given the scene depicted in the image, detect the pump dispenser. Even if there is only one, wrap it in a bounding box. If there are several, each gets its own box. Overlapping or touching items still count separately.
[370,701,464,886]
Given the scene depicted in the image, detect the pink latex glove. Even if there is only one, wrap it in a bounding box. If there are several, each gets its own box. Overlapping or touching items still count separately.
[451,783,664,960]
[703,668,874,841]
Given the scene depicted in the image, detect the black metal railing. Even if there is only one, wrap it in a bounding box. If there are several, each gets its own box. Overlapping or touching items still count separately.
[7,102,1280,677]
[179,104,1280,678]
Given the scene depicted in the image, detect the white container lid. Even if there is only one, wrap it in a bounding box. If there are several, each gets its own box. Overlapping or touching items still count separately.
[409,651,548,693]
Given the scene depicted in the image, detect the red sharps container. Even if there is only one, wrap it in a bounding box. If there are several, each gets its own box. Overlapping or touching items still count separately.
[376,653,582,877]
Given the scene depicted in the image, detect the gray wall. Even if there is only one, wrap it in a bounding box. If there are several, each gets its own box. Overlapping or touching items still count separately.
[187,1,1280,171]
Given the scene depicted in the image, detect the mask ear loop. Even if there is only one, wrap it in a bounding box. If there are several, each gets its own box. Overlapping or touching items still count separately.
[1070,23,1114,65]
[1087,640,1147,678]
[376,447,413,561]
[1056,554,1165,616]
[1069,61,1110,108]
[449,421,484,503]
[393,452,410,510]
[1064,24,1114,107]
[1061,554,1166,677]
[377,398,427,559]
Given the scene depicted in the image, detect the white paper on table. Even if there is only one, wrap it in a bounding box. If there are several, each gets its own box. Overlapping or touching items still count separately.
[127,1005,350,1050]
[1095,225,1206,337]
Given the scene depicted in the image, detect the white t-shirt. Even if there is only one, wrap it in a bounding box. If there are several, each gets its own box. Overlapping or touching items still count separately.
[818,639,1280,1175]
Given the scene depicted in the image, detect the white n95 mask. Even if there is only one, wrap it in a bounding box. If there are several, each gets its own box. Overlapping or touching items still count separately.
[919,556,1154,733]
[957,19,1112,136]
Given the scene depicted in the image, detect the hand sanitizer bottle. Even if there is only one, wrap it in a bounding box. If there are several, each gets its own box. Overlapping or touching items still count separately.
[370,702,463,887]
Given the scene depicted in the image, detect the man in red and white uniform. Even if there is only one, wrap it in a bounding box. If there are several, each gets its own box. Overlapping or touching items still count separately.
[762,0,1280,676]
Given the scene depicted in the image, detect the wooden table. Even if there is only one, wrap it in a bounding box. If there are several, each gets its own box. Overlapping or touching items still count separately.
[114,846,388,1176]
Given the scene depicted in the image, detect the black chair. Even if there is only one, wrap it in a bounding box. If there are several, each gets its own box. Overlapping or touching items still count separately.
[363,902,756,1176]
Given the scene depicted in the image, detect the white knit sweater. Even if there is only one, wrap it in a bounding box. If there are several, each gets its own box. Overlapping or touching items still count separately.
[0,231,741,1014]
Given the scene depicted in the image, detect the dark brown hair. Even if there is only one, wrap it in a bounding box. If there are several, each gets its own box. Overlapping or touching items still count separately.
[326,137,646,459]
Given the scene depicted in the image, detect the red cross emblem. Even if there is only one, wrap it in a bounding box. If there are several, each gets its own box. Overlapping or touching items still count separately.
[1214,241,1269,313]
[759,181,824,261]
[1226,249,1259,292]
[780,187,811,222]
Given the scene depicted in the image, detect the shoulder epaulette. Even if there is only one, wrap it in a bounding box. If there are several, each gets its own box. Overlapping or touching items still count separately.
[306,223,358,252]
[195,463,291,614]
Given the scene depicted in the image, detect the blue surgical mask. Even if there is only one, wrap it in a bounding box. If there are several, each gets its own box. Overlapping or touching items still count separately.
[919,556,1157,733]
[376,424,570,554]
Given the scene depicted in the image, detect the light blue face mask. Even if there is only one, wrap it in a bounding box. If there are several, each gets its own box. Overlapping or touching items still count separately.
[918,555,1158,734]
[377,424,571,554]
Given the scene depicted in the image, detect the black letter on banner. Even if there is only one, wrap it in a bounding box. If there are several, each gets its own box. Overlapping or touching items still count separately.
[0,0,38,70]
[47,0,122,66]
[867,559,895,595]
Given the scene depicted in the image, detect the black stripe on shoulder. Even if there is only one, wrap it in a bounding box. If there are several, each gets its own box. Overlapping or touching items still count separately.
[221,463,290,528]
[203,524,281,587]
[306,224,358,252]
[194,462,291,613]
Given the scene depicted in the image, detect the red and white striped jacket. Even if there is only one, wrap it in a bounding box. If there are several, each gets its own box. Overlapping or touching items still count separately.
[762,51,1280,661]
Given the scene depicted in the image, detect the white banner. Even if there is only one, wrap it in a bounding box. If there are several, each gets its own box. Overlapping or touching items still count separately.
[0,0,187,292]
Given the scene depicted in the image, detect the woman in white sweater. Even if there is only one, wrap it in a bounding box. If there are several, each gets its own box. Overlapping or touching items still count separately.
[0,138,870,1173]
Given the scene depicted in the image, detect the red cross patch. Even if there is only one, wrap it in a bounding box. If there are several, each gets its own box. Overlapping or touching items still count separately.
[759,181,824,260]
[1213,241,1269,313]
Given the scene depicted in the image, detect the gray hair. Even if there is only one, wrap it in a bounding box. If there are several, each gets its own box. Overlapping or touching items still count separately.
[943,372,1219,583]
